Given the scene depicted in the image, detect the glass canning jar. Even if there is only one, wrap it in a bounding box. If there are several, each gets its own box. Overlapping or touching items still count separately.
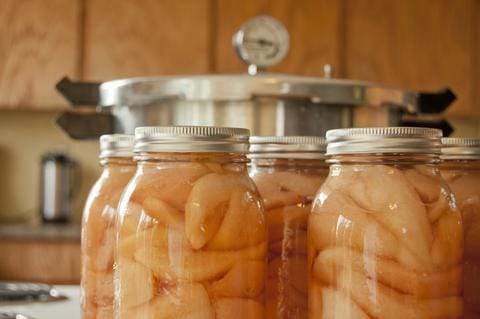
[248,136,328,319]
[81,134,135,319]
[441,138,480,318]
[115,126,267,319]
[308,127,463,319]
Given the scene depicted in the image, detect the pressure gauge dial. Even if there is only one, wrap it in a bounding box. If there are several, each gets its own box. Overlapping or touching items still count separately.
[233,16,290,73]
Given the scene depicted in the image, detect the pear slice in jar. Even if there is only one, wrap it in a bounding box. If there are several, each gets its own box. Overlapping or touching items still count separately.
[464,201,480,261]
[132,162,211,211]
[266,205,308,242]
[404,168,442,203]
[120,283,214,319]
[83,304,114,319]
[83,270,113,307]
[214,298,264,319]
[313,247,461,298]
[319,287,370,319]
[94,306,113,319]
[426,193,451,223]
[117,258,154,309]
[252,172,321,210]
[320,268,463,319]
[267,256,307,318]
[185,173,252,249]
[430,211,463,269]
[269,228,307,255]
[203,162,225,174]
[310,189,427,272]
[208,260,265,298]
[464,262,480,313]
[269,255,307,295]
[345,165,434,268]
[142,197,184,229]
[119,202,147,236]
[119,222,195,263]
[149,283,214,319]
[206,188,266,251]
[83,205,116,272]
[134,241,267,282]
[254,171,322,198]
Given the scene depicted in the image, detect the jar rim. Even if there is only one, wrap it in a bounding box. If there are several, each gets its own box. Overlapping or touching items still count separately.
[134,126,250,153]
[326,127,442,155]
[441,137,480,160]
[99,134,135,158]
[249,136,326,159]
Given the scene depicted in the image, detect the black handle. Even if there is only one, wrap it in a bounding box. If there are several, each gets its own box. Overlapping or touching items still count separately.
[399,119,454,136]
[56,112,115,139]
[417,88,456,114]
[56,77,101,107]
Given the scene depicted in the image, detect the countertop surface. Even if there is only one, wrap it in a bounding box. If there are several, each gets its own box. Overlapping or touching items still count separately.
[0,223,80,242]
[0,285,80,319]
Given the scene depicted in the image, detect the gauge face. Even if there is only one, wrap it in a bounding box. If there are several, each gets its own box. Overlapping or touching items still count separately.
[233,16,290,69]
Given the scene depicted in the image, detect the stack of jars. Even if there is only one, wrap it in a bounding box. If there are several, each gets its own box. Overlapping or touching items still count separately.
[81,126,479,319]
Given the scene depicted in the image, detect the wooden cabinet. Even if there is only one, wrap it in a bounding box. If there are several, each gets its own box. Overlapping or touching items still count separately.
[343,0,479,116]
[0,0,81,110]
[213,0,344,76]
[0,225,81,284]
[0,239,80,284]
[0,0,478,117]
[82,0,212,81]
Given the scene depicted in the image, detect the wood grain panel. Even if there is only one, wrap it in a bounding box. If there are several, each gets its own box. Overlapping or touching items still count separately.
[83,0,211,81]
[474,0,480,115]
[344,0,477,116]
[214,0,344,76]
[0,240,80,284]
[0,0,81,110]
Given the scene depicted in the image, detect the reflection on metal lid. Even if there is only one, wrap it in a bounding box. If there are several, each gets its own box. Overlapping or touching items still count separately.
[326,127,442,155]
[134,126,250,153]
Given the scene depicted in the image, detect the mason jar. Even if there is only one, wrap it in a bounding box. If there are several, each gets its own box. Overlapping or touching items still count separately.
[81,134,135,319]
[248,136,328,319]
[115,126,267,319]
[441,138,480,318]
[308,127,463,319]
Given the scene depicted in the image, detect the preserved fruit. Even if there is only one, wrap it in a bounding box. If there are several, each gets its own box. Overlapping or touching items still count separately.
[115,126,267,319]
[248,136,327,319]
[81,135,135,319]
[441,138,480,318]
[308,128,463,319]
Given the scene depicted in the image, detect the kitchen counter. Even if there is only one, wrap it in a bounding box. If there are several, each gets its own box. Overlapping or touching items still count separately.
[0,285,80,319]
[0,223,80,242]
[0,224,81,284]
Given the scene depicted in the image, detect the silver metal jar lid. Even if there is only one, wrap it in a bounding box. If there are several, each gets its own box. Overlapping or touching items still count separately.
[134,126,250,153]
[99,134,135,158]
[326,127,443,155]
[249,136,326,159]
[441,138,480,160]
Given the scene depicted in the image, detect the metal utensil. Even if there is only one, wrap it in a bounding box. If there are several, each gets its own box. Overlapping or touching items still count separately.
[0,282,67,302]
[39,153,79,223]
[0,312,36,319]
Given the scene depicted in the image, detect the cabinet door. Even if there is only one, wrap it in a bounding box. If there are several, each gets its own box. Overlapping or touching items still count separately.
[344,0,478,116]
[0,0,81,110]
[0,240,80,284]
[214,0,344,76]
[83,0,211,81]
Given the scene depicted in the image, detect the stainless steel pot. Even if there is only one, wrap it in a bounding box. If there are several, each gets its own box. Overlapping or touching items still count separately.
[55,16,455,139]
[56,74,455,138]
